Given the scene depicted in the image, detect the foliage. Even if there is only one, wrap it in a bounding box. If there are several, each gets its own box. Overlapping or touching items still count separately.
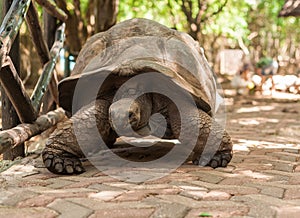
[256,57,273,68]
[13,0,300,74]
[118,0,300,73]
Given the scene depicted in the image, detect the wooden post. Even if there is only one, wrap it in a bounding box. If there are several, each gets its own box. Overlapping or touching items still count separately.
[30,24,65,112]
[26,2,50,65]
[0,57,37,123]
[0,0,30,159]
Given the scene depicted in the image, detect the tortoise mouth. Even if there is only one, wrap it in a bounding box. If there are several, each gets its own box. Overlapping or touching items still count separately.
[109,98,142,136]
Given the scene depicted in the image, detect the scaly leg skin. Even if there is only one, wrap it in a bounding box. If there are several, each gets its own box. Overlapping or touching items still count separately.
[169,104,233,168]
[42,99,117,174]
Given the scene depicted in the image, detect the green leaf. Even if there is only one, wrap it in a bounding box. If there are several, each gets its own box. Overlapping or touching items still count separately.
[199,212,213,217]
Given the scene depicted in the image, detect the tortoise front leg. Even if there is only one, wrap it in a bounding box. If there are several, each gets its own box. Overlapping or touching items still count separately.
[169,104,233,168]
[191,108,233,168]
[42,99,117,174]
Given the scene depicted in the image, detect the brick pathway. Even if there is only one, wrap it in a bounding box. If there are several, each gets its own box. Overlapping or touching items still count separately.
[0,91,299,218]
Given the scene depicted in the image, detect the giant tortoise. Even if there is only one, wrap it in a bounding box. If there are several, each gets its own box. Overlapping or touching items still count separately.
[42,18,233,174]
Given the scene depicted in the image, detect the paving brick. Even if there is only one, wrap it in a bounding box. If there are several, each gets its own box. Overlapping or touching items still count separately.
[250,149,267,155]
[17,195,56,207]
[17,191,93,207]
[288,175,300,185]
[42,188,96,194]
[87,183,127,192]
[260,186,284,198]
[158,194,243,209]
[0,190,14,204]
[24,172,60,180]
[24,186,55,193]
[179,190,207,200]
[188,180,260,195]
[89,190,124,201]
[0,207,58,218]
[275,206,300,218]
[284,188,300,200]
[47,199,93,218]
[185,207,249,218]
[46,178,76,189]
[229,155,245,163]
[202,191,232,200]
[15,178,51,187]
[219,177,248,186]
[63,180,103,189]
[61,175,119,183]
[234,164,272,173]
[144,197,189,218]
[262,169,300,177]
[1,190,38,206]
[144,173,198,184]
[189,172,224,184]
[90,208,154,218]
[267,152,300,162]
[181,190,231,201]
[283,148,300,154]
[115,189,179,201]
[130,183,170,190]
[273,161,297,172]
[67,197,153,210]
[149,194,202,209]
[214,165,235,173]
[231,195,280,218]
[232,194,299,208]
[177,184,208,191]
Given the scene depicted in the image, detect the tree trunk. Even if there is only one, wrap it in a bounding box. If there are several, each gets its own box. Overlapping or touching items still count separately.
[94,0,119,33]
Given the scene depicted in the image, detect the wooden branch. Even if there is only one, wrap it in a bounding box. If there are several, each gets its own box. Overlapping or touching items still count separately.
[35,0,68,22]
[0,57,37,123]
[201,0,228,22]
[26,2,50,65]
[196,1,207,24]
[180,0,195,25]
[30,23,65,111]
[0,108,66,155]
[0,0,31,68]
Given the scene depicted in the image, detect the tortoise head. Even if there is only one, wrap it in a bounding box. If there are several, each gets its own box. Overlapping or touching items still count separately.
[109,94,152,136]
[109,98,141,132]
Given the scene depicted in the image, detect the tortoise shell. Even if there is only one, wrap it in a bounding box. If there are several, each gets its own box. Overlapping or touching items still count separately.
[58,18,219,116]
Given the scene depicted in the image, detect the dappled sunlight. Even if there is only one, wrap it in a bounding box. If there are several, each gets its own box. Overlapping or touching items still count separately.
[238,170,273,179]
[236,105,275,113]
[1,164,36,177]
[234,139,300,149]
[230,117,279,126]
[238,119,260,125]
[233,144,251,152]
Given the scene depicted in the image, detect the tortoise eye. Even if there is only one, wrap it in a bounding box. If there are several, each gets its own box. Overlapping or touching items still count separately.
[128,111,134,119]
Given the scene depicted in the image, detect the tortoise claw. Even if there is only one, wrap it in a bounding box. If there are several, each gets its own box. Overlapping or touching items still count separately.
[207,150,232,168]
[192,150,232,168]
[42,150,85,175]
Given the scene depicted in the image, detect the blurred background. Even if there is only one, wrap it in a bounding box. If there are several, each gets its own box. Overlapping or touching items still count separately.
[1,0,300,95]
